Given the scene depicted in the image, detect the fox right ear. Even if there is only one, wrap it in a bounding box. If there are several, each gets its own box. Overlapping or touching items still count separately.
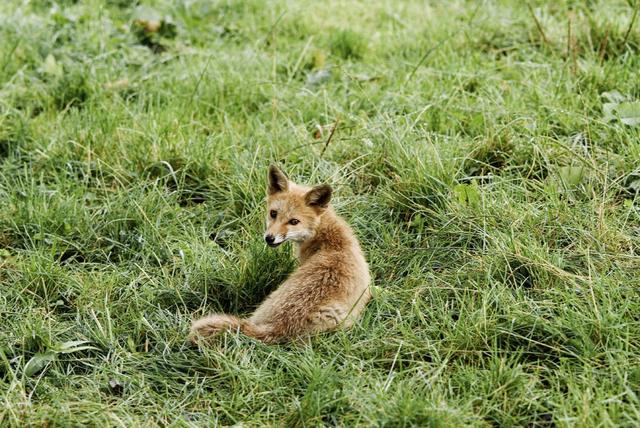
[305,184,332,209]
[267,165,289,195]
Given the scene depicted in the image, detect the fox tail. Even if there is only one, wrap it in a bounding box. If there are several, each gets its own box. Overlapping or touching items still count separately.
[189,314,276,344]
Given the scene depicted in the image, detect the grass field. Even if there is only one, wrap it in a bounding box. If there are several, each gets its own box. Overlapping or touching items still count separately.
[1,0,640,426]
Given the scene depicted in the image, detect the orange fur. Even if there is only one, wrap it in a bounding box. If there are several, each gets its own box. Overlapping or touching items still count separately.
[190,166,371,344]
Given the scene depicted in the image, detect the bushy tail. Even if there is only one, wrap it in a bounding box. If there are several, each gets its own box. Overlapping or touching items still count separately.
[189,314,276,344]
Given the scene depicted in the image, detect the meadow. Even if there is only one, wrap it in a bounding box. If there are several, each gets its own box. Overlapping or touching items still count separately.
[1,0,639,426]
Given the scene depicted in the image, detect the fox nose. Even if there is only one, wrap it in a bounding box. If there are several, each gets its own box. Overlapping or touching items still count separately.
[265,234,275,244]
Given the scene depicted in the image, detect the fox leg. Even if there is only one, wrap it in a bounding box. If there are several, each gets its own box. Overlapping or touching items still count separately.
[308,305,350,333]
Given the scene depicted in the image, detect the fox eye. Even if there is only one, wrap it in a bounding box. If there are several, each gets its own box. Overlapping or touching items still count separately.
[270,210,277,219]
[288,218,300,225]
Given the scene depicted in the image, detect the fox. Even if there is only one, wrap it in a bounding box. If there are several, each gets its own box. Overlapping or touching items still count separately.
[189,165,371,344]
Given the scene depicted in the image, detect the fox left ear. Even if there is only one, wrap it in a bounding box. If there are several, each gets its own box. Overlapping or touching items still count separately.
[268,165,289,195]
[305,184,332,208]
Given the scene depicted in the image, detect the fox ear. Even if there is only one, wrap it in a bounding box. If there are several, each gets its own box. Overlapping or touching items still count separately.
[305,184,332,208]
[268,165,288,194]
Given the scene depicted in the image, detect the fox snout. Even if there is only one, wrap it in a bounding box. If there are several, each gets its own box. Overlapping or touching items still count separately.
[264,234,277,246]
[264,233,283,247]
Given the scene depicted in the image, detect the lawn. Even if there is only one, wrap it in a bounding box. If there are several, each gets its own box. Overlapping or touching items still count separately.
[1,0,639,426]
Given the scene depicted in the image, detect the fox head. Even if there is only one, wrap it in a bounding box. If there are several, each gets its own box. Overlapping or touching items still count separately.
[264,165,332,247]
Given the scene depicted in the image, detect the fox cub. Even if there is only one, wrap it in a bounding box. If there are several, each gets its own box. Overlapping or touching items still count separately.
[190,165,371,344]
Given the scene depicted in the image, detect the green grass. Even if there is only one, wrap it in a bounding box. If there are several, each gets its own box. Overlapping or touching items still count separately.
[1,0,639,426]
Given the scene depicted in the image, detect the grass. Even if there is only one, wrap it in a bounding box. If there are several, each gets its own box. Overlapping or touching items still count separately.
[1,0,639,426]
